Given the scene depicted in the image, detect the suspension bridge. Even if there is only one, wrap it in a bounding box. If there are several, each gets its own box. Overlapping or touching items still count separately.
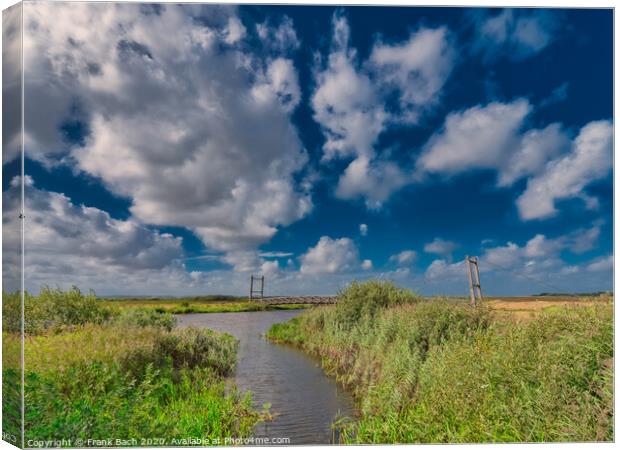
[249,275,337,304]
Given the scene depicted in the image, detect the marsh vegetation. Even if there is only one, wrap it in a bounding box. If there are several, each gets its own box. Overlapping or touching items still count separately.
[2,283,613,445]
[2,288,264,446]
[268,281,613,443]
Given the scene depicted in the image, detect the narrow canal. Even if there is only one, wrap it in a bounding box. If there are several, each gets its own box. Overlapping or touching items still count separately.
[177,310,355,445]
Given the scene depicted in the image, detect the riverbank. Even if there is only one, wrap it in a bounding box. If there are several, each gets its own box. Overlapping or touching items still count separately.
[2,288,265,446]
[267,281,613,443]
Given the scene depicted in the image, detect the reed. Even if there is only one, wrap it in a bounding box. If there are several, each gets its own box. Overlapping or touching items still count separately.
[267,280,613,443]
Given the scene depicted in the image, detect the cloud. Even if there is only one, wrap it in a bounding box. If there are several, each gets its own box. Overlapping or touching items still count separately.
[424,238,459,261]
[223,16,246,44]
[259,260,281,278]
[252,57,301,113]
[299,236,359,275]
[335,156,409,208]
[256,15,300,52]
[2,4,22,164]
[498,123,570,186]
[259,251,294,258]
[423,224,608,295]
[417,99,532,175]
[474,9,559,61]
[311,11,454,207]
[540,82,569,108]
[425,259,463,281]
[482,222,603,272]
[417,99,609,220]
[482,242,522,269]
[389,250,417,265]
[359,223,368,236]
[20,3,312,269]
[370,27,454,123]
[567,222,602,254]
[586,255,613,273]
[312,13,386,162]
[2,177,203,295]
[516,120,612,220]
[361,259,373,270]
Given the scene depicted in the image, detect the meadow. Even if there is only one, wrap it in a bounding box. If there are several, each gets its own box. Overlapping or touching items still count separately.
[2,288,266,446]
[267,281,613,443]
[100,296,307,314]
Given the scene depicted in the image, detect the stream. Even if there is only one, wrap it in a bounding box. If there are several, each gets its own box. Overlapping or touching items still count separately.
[177,310,355,445]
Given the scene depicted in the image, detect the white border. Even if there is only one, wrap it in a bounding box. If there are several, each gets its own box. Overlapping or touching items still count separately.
[0,2,616,450]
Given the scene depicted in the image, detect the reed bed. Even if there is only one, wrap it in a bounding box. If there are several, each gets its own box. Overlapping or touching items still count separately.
[268,281,613,443]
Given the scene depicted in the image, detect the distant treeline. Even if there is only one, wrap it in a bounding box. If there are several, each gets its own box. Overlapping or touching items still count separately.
[538,291,612,297]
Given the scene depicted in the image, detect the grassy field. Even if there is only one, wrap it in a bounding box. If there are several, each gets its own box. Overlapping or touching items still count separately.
[267,281,613,443]
[100,296,308,314]
[2,288,266,446]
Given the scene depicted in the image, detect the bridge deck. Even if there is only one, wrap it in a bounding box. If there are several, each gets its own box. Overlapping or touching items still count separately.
[254,295,337,305]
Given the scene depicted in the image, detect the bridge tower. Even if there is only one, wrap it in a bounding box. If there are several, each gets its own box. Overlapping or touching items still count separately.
[465,256,483,306]
[249,275,264,301]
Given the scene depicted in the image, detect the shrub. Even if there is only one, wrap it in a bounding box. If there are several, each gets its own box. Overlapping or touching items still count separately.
[115,308,176,331]
[120,327,238,379]
[4,287,114,335]
[2,291,21,333]
[334,280,419,327]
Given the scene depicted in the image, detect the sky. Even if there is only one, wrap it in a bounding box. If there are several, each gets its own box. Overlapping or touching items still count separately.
[2,2,613,297]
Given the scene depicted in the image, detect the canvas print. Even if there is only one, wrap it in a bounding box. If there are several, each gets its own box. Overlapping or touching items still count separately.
[1,1,614,447]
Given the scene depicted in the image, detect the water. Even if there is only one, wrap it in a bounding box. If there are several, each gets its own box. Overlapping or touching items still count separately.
[177,310,355,445]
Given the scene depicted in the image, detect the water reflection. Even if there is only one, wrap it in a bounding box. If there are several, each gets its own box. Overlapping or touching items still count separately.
[177,310,355,445]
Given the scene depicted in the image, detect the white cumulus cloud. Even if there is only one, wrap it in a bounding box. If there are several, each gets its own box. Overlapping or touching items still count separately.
[299,236,360,275]
[2,176,200,295]
[516,120,612,220]
[20,3,312,271]
[311,11,454,207]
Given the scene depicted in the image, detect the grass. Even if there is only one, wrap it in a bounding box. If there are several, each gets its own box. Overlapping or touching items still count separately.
[100,297,309,314]
[2,288,266,446]
[267,280,613,443]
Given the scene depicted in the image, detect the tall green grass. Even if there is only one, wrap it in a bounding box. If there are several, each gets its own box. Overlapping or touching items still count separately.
[3,288,264,446]
[4,287,114,335]
[267,280,613,443]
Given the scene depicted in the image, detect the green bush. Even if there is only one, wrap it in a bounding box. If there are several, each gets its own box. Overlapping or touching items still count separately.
[334,280,419,327]
[115,308,176,331]
[3,287,114,334]
[120,327,238,379]
[2,291,21,333]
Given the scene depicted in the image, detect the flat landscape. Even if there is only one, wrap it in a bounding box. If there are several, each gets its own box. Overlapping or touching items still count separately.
[99,296,309,313]
[100,293,611,318]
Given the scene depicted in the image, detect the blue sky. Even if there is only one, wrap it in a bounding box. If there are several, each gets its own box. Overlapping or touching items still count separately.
[2,3,613,296]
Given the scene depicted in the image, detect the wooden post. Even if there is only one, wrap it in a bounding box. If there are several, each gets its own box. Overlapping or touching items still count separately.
[466,255,476,306]
[465,256,483,306]
[473,257,483,300]
[260,276,264,298]
[249,276,254,301]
